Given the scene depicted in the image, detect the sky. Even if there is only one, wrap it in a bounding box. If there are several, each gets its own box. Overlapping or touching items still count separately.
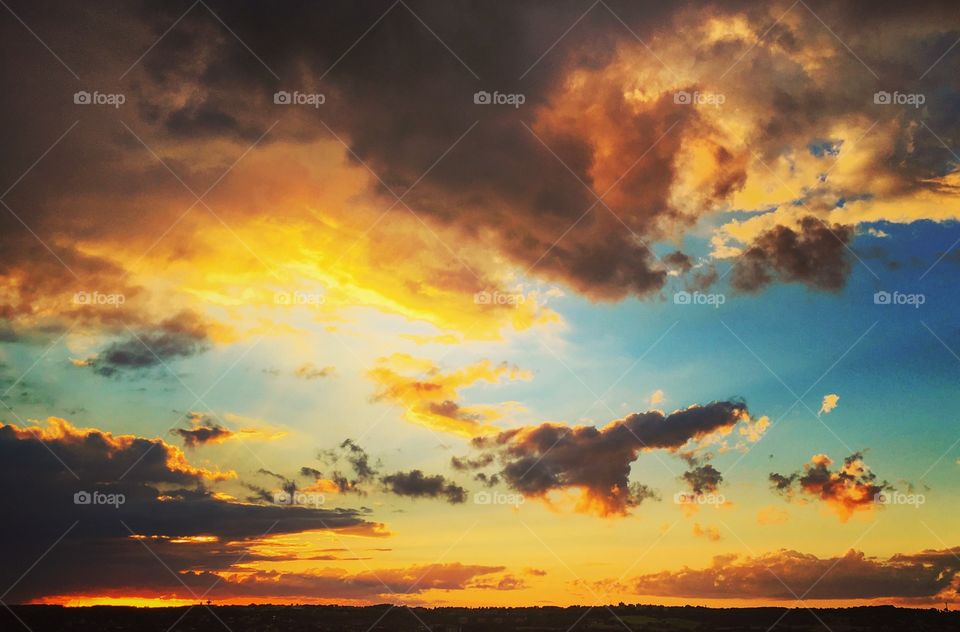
[1,0,960,611]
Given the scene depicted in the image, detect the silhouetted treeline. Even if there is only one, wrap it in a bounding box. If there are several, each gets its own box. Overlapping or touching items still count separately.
[4,603,958,631]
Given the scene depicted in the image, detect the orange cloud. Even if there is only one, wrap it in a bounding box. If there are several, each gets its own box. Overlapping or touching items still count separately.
[692,523,722,541]
[368,354,532,436]
[770,452,889,521]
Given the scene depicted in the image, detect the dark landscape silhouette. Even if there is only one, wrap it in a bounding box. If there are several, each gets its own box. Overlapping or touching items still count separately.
[4,604,958,631]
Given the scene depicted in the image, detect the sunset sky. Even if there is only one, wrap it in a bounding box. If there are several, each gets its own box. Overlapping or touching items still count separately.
[1,0,960,611]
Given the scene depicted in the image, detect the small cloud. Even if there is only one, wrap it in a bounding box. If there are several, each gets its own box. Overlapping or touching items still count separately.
[173,412,286,448]
[294,363,335,380]
[380,469,467,504]
[692,523,722,541]
[867,227,890,238]
[648,389,665,406]
[818,393,840,416]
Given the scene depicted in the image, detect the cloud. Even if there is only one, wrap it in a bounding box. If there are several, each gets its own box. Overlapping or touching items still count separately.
[172,412,233,448]
[1,0,958,355]
[380,470,467,504]
[368,354,531,436]
[648,389,665,406]
[691,523,722,542]
[450,453,496,471]
[0,418,380,603]
[730,217,854,293]
[172,412,287,448]
[83,312,212,377]
[308,439,468,504]
[188,562,510,602]
[618,547,960,603]
[682,462,724,496]
[468,401,754,516]
[770,452,890,521]
[42,562,510,604]
[294,363,335,380]
[819,393,840,416]
[314,439,381,495]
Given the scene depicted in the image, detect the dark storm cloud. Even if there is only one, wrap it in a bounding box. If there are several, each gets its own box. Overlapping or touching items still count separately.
[97,0,695,300]
[468,401,748,515]
[0,0,957,332]
[380,470,467,504]
[118,0,958,297]
[88,311,211,376]
[0,419,379,603]
[731,217,855,293]
[623,547,960,602]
